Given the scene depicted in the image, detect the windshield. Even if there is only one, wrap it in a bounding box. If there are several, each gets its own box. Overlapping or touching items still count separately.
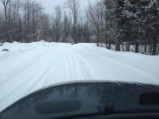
[0,0,159,115]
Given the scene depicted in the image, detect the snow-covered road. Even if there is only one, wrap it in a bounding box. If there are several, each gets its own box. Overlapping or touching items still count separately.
[0,42,159,112]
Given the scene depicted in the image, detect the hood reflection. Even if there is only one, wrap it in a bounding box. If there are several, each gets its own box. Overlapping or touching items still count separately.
[0,82,159,119]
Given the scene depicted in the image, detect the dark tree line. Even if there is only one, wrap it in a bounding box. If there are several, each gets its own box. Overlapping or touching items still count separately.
[0,0,91,43]
[0,0,50,42]
[0,0,158,55]
[104,0,158,55]
[86,0,159,55]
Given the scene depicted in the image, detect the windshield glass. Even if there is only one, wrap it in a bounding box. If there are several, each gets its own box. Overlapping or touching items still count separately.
[0,0,159,115]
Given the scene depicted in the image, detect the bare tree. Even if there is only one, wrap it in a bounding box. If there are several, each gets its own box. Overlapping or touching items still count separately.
[87,1,105,46]
[54,6,62,42]
[1,0,10,42]
[66,0,80,43]
[23,0,44,42]
[63,13,71,39]
[1,0,10,24]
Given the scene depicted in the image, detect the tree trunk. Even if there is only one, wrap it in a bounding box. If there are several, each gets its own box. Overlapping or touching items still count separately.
[152,34,157,55]
[135,42,139,53]
[144,45,147,54]
[105,41,108,48]
[126,43,130,51]
[97,34,99,47]
[116,42,120,51]
[108,42,111,49]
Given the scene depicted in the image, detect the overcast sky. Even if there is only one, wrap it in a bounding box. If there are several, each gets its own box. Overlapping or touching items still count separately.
[36,0,98,15]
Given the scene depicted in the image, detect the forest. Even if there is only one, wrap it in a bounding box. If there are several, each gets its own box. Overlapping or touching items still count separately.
[0,0,159,55]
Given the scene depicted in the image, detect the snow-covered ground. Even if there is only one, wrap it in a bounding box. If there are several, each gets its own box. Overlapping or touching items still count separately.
[0,41,159,112]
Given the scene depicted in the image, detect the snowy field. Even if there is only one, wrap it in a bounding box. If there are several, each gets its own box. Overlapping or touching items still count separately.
[0,41,159,112]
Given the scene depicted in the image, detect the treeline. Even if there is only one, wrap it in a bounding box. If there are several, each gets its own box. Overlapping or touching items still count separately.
[0,0,50,42]
[107,0,159,55]
[0,0,90,43]
[0,0,159,55]
[87,0,159,55]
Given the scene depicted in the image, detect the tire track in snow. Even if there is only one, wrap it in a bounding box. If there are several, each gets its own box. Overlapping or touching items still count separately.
[49,49,77,83]
[70,49,98,80]
[46,49,71,84]
[61,51,73,81]
[71,51,91,79]
[24,50,60,93]
[0,49,59,111]
[67,51,80,80]
[80,47,158,82]
[86,46,157,78]
[1,48,57,93]
[0,51,45,85]
[30,49,63,89]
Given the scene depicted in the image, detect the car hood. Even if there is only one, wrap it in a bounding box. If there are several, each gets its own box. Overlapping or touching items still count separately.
[0,81,159,119]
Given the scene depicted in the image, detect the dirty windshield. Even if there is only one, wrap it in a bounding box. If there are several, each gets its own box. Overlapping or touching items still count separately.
[0,0,159,113]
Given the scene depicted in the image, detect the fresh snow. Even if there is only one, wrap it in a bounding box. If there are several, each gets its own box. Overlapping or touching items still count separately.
[0,41,159,112]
